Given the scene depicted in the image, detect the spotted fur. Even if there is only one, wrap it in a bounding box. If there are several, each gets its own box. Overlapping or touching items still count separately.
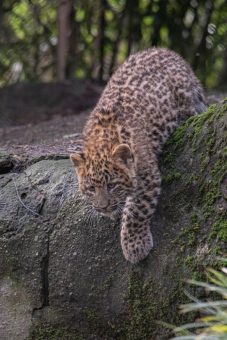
[70,48,206,264]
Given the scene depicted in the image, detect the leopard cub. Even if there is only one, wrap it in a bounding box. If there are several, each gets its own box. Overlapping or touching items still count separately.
[70,48,206,264]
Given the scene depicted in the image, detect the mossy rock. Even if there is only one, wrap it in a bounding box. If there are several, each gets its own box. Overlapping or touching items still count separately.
[0,101,226,339]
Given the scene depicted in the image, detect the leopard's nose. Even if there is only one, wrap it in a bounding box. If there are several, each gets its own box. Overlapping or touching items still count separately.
[93,191,109,211]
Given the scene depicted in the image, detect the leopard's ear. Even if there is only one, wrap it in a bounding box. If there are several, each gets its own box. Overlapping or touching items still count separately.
[70,140,85,168]
[70,152,84,168]
[112,144,133,167]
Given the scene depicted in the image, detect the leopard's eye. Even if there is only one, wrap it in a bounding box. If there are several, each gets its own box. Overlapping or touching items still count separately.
[88,185,95,193]
[107,182,116,191]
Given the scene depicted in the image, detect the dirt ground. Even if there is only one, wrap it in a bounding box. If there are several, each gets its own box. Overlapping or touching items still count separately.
[0,81,226,149]
[0,111,89,146]
[0,80,102,147]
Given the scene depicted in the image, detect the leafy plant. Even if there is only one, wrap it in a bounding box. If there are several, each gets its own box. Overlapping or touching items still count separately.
[1,0,227,86]
[172,259,227,340]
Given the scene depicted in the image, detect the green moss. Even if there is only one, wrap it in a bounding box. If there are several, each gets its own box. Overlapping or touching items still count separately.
[156,101,227,335]
[209,219,227,241]
[172,214,201,248]
[84,307,121,338]
[124,272,155,339]
[191,272,203,281]
[170,124,189,150]
[201,156,226,218]
[164,101,227,274]
[224,147,227,157]
[200,156,208,171]
[163,101,226,165]
[123,269,196,340]
[211,159,226,179]
[192,102,226,134]
[212,245,222,255]
[184,255,194,268]
[185,174,199,185]
[179,103,225,222]
[191,104,217,136]
[30,326,84,340]
[162,171,181,184]
[163,103,217,157]
[163,151,174,165]
[163,121,192,162]
[84,308,99,331]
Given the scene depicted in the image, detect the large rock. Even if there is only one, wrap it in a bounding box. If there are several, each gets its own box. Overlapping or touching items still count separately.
[0,102,226,339]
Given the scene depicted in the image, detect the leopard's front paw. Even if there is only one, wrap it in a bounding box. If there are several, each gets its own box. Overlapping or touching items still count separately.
[120,227,153,264]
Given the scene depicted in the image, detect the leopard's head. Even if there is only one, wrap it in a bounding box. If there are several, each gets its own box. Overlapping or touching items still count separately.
[70,143,137,218]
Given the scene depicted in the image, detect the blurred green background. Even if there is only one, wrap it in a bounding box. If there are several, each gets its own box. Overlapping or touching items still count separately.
[1,0,227,89]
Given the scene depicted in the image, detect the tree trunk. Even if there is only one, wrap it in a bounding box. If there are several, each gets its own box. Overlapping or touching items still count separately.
[126,0,141,57]
[217,46,227,89]
[108,0,129,76]
[150,0,167,46]
[57,0,74,81]
[192,1,214,84]
[98,0,107,82]
[66,5,78,78]
[0,1,3,29]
